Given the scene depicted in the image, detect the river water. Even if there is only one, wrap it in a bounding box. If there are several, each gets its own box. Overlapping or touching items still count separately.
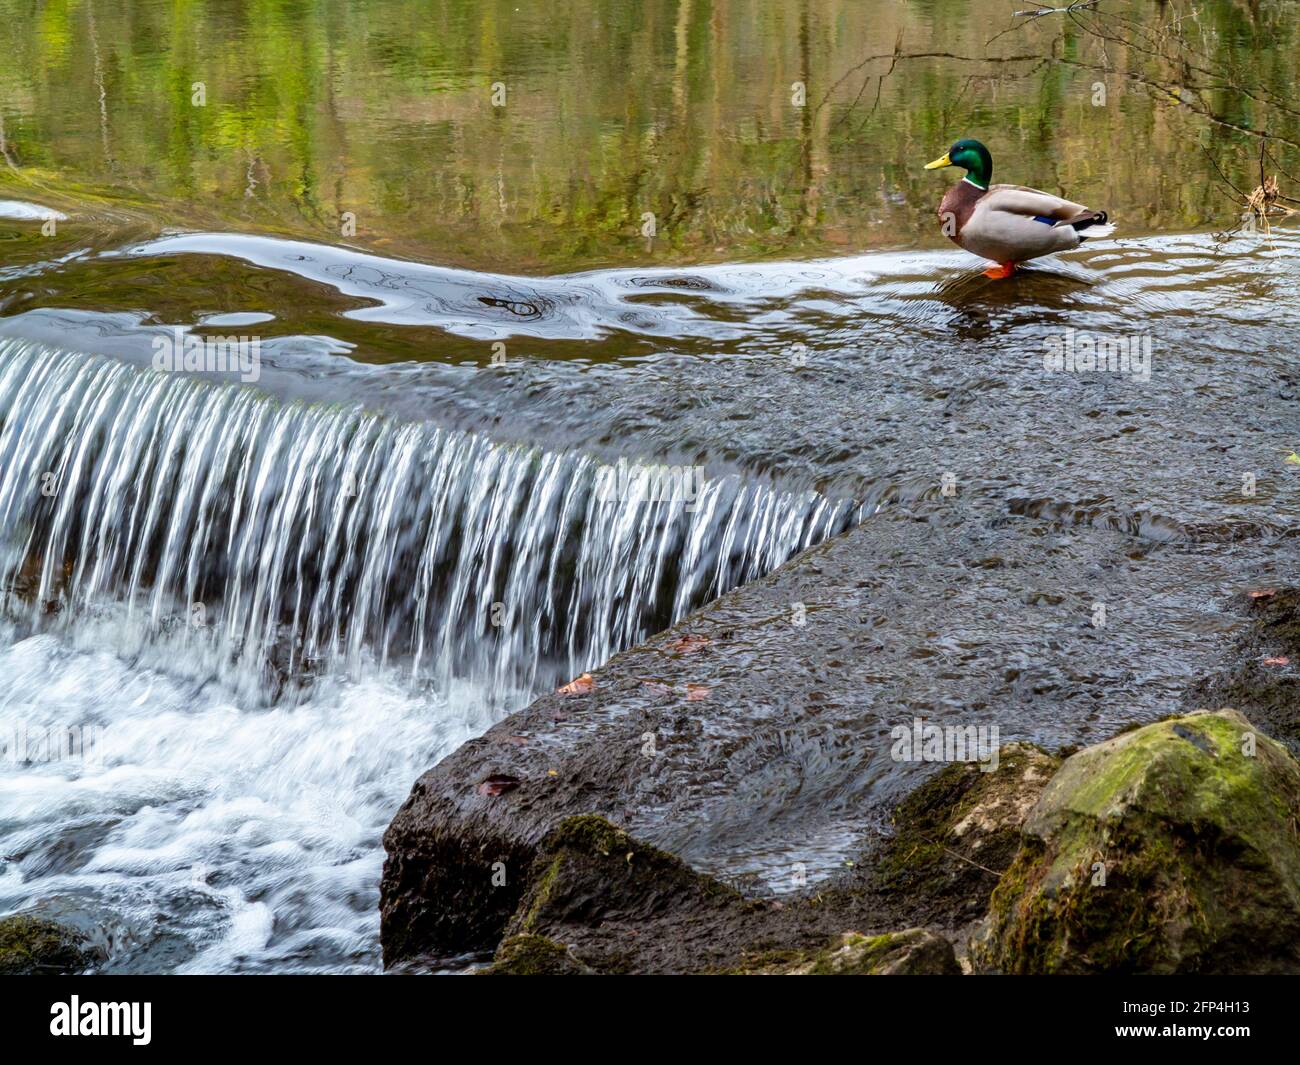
[0,0,1297,972]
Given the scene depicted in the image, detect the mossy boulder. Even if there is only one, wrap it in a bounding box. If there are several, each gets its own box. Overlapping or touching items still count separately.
[876,743,1060,924]
[0,914,92,975]
[505,815,749,972]
[483,934,594,975]
[975,709,1300,974]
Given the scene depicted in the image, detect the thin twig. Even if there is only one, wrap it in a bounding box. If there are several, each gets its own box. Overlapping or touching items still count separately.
[916,833,1002,878]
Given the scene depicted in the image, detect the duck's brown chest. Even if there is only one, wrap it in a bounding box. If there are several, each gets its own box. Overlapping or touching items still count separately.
[937,182,984,245]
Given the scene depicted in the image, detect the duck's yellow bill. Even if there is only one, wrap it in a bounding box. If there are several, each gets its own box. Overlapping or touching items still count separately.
[924,153,952,170]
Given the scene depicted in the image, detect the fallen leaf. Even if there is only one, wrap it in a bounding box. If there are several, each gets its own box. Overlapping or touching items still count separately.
[666,634,712,654]
[1263,656,1290,666]
[547,769,558,777]
[1249,589,1276,599]
[498,734,529,746]
[477,774,521,797]
[558,672,595,696]
[1285,451,1300,466]
[686,683,712,701]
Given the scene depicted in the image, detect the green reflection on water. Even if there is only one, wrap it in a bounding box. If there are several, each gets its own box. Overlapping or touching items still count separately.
[0,0,1295,271]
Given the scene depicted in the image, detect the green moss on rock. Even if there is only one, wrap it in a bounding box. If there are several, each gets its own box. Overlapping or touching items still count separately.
[542,814,633,856]
[728,928,960,975]
[501,815,750,972]
[975,709,1300,974]
[512,816,748,941]
[0,915,91,975]
[510,814,742,940]
[483,934,593,975]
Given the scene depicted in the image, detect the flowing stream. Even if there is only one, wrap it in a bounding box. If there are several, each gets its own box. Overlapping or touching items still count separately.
[1,216,1297,971]
[0,332,859,972]
[0,0,1295,974]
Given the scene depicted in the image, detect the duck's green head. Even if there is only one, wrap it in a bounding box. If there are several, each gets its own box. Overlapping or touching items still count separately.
[924,139,993,190]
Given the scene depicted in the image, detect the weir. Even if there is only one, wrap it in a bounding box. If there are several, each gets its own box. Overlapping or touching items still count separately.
[0,339,861,705]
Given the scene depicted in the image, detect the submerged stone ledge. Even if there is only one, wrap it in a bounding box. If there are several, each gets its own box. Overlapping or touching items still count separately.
[1184,587,1300,758]
[381,494,1293,973]
[393,703,1300,975]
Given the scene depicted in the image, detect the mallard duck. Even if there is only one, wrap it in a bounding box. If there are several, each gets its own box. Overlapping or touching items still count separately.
[924,139,1113,278]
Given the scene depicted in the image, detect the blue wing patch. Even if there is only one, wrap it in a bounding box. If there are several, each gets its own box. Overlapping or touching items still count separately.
[1032,215,1057,226]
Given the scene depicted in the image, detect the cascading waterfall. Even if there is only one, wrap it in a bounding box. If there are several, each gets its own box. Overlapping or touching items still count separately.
[0,339,859,705]
[0,338,861,973]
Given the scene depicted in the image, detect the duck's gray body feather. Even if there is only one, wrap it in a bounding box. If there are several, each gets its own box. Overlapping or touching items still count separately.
[939,180,1112,265]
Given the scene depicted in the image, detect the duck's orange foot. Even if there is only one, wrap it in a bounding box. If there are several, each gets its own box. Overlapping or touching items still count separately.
[982,262,1017,279]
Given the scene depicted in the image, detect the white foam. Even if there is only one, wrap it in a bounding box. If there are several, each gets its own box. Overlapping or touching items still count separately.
[0,625,497,973]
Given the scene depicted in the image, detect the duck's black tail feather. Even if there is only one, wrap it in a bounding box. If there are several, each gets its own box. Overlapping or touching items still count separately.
[1069,210,1108,231]
[1070,211,1114,241]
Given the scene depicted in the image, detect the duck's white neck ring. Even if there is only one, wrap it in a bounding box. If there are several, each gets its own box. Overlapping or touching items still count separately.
[962,176,989,191]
